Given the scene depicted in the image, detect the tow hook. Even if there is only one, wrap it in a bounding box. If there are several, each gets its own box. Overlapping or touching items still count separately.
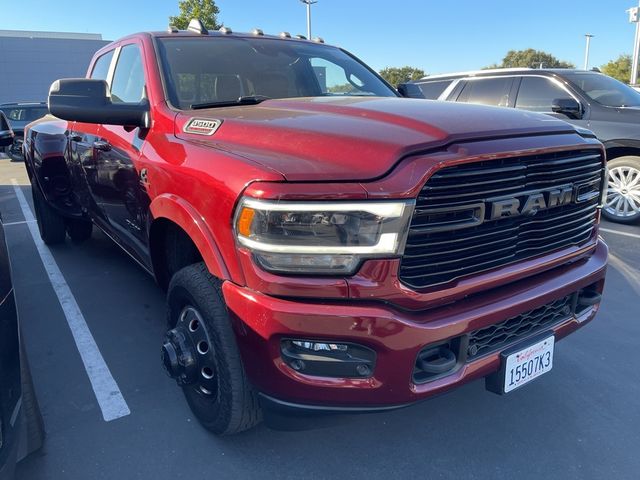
[416,345,457,375]
[162,327,198,386]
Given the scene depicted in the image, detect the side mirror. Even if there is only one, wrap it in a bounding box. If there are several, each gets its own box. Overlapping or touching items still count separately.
[0,112,14,147]
[551,98,582,119]
[397,83,425,99]
[48,78,150,128]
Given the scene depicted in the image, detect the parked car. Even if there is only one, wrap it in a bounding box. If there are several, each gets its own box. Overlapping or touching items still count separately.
[401,69,640,224]
[24,20,607,434]
[0,112,14,151]
[0,123,45,477]
[0,103,48,162]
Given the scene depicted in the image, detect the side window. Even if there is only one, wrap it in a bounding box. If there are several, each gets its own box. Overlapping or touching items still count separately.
[90,50,114,81]
[6,109,25,121]
[456,77,512,107]
[110,45,146,104]
[310,58,367,96]
[515,77,574,112]
[418,80,453,100]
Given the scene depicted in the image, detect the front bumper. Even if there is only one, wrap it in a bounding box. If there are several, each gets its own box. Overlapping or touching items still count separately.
[223,239,608,411]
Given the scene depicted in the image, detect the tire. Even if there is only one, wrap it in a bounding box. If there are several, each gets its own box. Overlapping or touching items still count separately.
[603,156,640,224]
[32,183,66,245]
[166,263,262,435]
[66,218,93,243]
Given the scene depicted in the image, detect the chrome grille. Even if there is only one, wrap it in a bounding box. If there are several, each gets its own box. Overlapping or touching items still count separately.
[400,150,604,289]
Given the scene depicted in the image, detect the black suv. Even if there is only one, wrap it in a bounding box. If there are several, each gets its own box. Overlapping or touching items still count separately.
[400,69,640,224]
[0,102,48,162]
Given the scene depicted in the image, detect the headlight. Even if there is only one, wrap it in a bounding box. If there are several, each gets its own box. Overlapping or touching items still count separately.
[234,197,415,274]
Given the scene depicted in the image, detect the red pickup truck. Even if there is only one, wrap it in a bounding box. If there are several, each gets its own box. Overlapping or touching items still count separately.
[24,20,608,434]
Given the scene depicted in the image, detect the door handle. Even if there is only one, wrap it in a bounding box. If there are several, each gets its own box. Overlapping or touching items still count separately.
[93,140,111,151]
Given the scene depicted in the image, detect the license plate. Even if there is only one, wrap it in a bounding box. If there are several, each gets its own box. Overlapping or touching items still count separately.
[503,336,554,393]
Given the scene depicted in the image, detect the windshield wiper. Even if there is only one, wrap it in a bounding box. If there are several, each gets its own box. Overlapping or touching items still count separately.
[190,95,271,110]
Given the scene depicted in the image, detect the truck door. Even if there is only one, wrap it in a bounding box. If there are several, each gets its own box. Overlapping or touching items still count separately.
[68,49,115,228]
[93,42,151,265]
[69,123,107,225]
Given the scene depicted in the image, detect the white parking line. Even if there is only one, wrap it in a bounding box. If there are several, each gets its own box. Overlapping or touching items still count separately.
[2,220,36,227]
[600,227,640,240]
[11,180,130,422]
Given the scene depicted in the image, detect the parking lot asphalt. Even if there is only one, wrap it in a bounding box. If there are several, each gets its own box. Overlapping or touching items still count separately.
[1,159,639,480]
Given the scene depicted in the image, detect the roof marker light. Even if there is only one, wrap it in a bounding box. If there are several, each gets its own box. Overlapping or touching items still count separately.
[279,31,292,38]
[251,28,264,36]
[219,26,233,34]
[187,19,208,35]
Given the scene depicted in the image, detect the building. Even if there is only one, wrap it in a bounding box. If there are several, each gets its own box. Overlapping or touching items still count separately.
[0,30,110,104]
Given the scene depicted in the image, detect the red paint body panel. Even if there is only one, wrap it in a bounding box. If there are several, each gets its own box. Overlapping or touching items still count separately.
[224,241,607,406]
[23,31,609,411]
[174,97,579,182]
[149,194,231,280]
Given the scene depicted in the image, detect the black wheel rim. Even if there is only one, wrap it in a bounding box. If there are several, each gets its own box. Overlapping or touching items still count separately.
[177,306,219,400]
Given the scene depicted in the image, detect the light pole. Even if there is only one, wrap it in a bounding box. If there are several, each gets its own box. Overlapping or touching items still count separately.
[583,34,594,70]
[628,3,640,84]
[300,0,318,39]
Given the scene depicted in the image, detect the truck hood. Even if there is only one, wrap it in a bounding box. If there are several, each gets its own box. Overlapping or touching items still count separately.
[175,97,578,181]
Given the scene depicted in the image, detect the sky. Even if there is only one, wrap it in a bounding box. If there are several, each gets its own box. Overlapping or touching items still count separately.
[2,0,638,74]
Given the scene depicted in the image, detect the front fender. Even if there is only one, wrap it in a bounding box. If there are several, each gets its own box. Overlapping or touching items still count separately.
[149,194,232,281]
[601,138,640,163]
[603,138,640,151]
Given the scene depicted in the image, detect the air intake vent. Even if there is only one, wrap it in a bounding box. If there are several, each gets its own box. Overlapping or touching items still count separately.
[467,295,574,360]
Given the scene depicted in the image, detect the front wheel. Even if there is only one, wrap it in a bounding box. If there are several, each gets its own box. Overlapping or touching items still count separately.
[603,156,640,224]
[163,263,262,435]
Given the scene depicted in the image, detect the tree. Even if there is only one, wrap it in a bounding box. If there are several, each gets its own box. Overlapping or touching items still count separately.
[379,66,426,87]
[601,54,632,84]
[169,0,221,30]
[487,49,575,69]
[327,83,357,94]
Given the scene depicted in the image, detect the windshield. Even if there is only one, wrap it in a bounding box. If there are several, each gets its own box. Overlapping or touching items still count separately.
[564,72,640,107]
[156,36,397,109]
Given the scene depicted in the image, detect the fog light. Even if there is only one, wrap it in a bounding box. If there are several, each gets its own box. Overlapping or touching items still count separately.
[281,339,376,378]
[289,359,305,371]
[291,341,349,352]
